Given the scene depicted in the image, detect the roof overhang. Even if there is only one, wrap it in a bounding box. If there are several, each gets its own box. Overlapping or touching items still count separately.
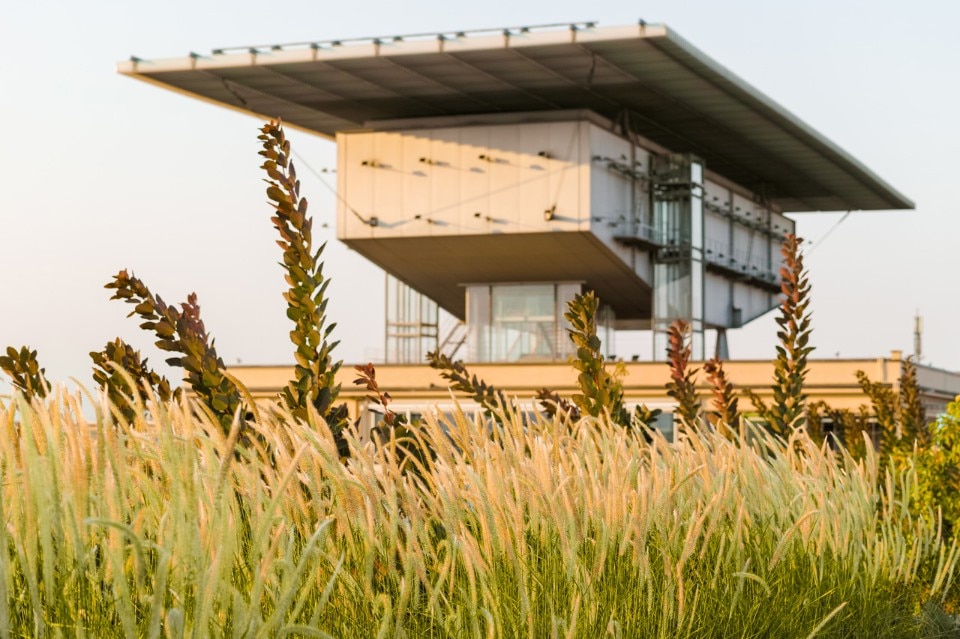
[119,22,913,212]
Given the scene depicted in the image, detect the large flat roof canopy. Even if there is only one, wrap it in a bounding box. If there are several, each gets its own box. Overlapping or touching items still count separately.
[119,22,912,212]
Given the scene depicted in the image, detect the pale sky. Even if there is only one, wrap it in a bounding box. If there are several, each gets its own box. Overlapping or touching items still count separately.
[1,0,958,392]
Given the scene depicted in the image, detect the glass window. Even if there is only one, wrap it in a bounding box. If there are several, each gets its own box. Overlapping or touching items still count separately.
[466,285,491,362]
[465,282,582,362]
[491,284,556,361]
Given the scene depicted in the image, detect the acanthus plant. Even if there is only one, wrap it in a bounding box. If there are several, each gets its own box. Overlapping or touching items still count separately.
[354,363,433,475]
[259,120,350,456]
[703,356,739,434]
[90,338,181,423]
[105,270,243,433]
[426,351,508,419]
[664,320,700,429]
[564,291,631,426]
[745,233,813,436]
[0,346,50,402]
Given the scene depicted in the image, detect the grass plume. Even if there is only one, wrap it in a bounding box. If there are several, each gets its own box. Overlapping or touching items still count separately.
[0,387,954,637]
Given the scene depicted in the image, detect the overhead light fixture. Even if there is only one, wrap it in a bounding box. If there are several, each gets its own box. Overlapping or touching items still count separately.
[544,206,557,221]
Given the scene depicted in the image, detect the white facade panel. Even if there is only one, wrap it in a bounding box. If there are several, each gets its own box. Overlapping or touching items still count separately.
[517,123,552,231]
[586,124,654,283]
[374,132,406,234]
[770,209,792,240]
[338,132,374,239]
[429,128,463,230]
[703,210,729,261]
[589,126,632,235]
[734,283,776,324]
[576,123,591,229]
[588,128,630,262]
[457,127,490,235]
[547,122,586,230]
[401,132,432,231]
[339,120,594,240]
[488,125,521,228]
[704,272,731,326]
[705,276,778,328]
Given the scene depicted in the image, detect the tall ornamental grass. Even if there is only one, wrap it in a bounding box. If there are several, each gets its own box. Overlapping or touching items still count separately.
[0,390,956,638]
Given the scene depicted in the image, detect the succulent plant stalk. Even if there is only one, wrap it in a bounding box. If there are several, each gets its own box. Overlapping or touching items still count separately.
[703,357,738,433]
[90,338,181,423]
[767,233,814,435]
[746,234,813,436]
[565,291,631,426]
[427,351,507,418]
[353,363,405,429]
[0,346,50,401]
[105,270,242,433]
[536,388,582,421]
[258,121,348,452]
[665,320,700,429]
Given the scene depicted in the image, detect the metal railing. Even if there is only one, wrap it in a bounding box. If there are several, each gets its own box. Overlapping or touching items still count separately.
[208,21,602,56]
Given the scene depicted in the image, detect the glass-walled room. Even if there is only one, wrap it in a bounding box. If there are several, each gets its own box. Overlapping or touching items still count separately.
[466,282,615,363]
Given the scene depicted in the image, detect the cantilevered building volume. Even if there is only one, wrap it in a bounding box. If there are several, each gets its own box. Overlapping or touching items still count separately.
[119,22,957,431]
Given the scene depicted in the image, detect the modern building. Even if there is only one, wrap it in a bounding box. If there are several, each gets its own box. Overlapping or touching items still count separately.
[119,22,958,433]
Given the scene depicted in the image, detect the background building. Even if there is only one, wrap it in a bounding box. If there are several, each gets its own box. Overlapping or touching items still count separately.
[119,22,958,431]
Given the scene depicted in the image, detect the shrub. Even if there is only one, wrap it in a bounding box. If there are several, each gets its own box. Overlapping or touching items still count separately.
[907,396,960,541]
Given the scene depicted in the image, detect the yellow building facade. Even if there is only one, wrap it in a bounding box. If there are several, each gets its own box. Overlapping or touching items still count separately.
[231,350,960,438]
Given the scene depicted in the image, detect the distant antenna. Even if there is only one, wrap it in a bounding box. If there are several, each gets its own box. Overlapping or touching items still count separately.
[914,311,923,362]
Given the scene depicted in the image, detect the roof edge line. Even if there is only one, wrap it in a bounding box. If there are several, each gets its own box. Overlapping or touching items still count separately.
[116,69,336,141]
[659,27,914,210]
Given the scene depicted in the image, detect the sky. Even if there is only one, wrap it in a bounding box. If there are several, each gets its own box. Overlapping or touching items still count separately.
[1,0,958,392]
